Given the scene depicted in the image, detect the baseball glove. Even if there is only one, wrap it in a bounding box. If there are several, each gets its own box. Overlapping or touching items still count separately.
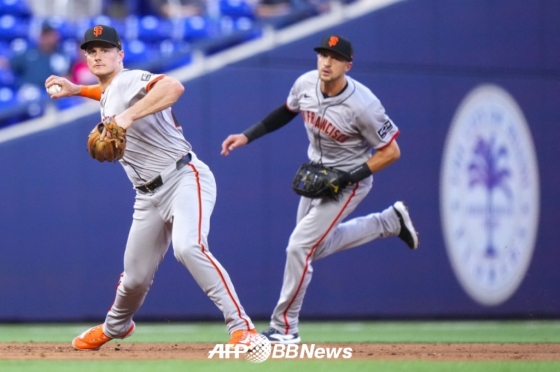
[292,163,350,201]
[87,117,127,162]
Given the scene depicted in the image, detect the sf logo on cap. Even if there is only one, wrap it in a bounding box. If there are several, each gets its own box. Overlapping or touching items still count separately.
[93,26,103,37]
[328,36,339,47]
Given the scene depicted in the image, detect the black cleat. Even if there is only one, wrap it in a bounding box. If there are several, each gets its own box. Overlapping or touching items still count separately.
[393,201,419,250]
[260,327,301,344]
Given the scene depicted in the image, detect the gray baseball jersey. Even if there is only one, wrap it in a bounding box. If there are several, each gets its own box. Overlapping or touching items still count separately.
[98,69,254,337]
[269,70,403,336]
[287,70,400,170]
[100,69,191,185]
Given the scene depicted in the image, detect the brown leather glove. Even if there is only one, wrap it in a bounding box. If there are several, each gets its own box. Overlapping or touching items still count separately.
[87,117,127,162]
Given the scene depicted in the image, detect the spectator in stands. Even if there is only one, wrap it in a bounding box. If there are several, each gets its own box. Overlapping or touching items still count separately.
[26,0,102,20]
[11,23,71,89]
[105,0,128,18]
[254,0,293,18]
[149,0,206,18]
[70,47,97,85]
[0,56,11,85]
[253,0,329,19]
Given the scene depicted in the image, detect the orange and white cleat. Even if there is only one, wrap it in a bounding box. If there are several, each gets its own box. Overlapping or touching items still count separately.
[72,321,136,350]
[228,328,258,345]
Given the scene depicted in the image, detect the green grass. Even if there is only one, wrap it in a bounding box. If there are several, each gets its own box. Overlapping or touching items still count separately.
[0,360,558,372]
[1,320,560,343]
[1,321,559,372]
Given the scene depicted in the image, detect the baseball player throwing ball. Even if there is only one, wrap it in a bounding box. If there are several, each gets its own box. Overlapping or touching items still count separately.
[221,35,419,344]
[45,25,256,350]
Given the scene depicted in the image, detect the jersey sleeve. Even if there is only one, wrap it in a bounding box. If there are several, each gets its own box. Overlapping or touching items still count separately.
[118,70,166,103]
[356,100,400,149]
[286,74,307,112]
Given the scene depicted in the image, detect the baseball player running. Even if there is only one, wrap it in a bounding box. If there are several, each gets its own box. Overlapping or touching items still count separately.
[221,35,419,344]
[45,25,256,350]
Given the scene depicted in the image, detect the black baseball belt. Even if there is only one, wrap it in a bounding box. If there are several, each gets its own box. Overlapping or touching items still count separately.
[136,153,192,193]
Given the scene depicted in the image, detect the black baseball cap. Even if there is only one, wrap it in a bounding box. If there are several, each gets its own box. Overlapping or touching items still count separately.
[314,35,353,61]
[80,25,122,50]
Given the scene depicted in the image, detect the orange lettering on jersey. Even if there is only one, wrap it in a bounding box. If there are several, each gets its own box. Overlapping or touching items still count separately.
[93,26,103,37]
[328,36,339,47]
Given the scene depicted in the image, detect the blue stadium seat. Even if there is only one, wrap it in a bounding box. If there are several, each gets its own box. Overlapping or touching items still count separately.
[219,15,255,35]
[123,39,154,66]
[9,37,28,55]
[0,0,31,17]
[61,39,79,64]
[0,15,29,41]
[43,16,78,40]
[76,15,127,42]
[0,39,10,57]
[154,40,192,71]
[54,96,83,111]
[137,15,173,42]
[220,0,255,19]
[0,86,17,125]
[183,16,215,41]
[14,84,46,120]
[158,39,191,58]
[0,66,15,87]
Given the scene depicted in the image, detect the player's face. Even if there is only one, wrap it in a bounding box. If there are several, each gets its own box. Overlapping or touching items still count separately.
[85,42,124,78]
[317,51,352,83]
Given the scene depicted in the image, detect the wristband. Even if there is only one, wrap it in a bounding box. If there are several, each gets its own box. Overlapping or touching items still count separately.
[80,85,102,101]
[348,162,372,183]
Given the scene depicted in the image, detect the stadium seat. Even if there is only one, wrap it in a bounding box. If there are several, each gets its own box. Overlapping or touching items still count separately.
[0,66,15,87]
[43,16,78,40]
[183,16,215,41]
[137,15,173,42]
[154,39,192,71]
[219,15,254,35]
[0,39,10,57]
[9,37,28,55]
[123,39,155,66]
[0,86,14,105]
[76,15,127,41]
[220,0,255,19]
[0,14,29,41]
[0,0,31,17]
[0,0,324,127]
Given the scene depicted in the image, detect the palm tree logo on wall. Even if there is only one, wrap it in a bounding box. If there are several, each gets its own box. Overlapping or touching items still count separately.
[441,85,539,306]
[468,136,512,260]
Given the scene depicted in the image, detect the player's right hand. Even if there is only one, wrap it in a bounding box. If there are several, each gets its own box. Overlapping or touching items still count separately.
[221,134,248,156]
[45,75,81,99]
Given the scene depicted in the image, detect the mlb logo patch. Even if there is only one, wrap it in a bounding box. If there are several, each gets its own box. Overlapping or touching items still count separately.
[141,74,152,81]
[377,120,393,139]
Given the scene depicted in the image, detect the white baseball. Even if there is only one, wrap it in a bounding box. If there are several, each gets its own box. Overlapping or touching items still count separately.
[47,84,62,95]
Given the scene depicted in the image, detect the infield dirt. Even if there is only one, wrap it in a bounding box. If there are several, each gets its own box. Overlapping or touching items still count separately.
[1,343,559,361]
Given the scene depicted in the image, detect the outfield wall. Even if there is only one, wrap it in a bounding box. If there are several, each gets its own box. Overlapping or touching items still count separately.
[1,0,559,321]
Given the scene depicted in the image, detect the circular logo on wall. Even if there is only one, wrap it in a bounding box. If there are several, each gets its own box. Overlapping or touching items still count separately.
[440,84,540,306]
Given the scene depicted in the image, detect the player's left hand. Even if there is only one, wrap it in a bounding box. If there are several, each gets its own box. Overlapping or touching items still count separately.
[88,117,127,162]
